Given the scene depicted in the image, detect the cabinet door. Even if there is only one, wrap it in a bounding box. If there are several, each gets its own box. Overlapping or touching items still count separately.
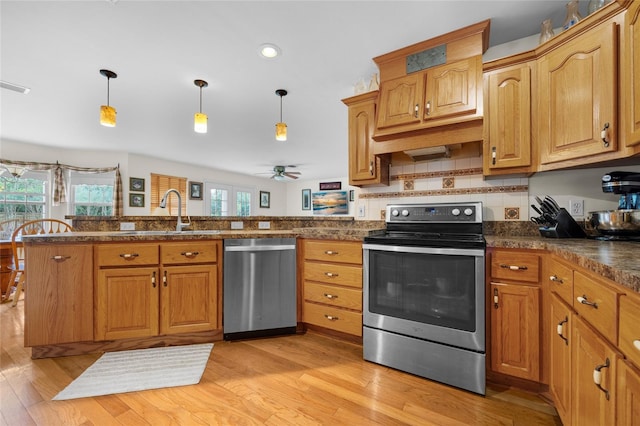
[572,316,618,426]
[617,360,640,426]
[424,56,479,121]
[376,73,423,129]
[624,0,640,147]
[24,244,93,347]
[549,294,573,426]
[538,21,617,164]
[160,265,217,335]
[346,92,389,186]
[485,63,532,170]
[95,267,159,340]
[490,282,540,381]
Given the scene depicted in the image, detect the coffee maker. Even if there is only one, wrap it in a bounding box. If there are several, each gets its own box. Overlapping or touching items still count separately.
[601,171,640,209]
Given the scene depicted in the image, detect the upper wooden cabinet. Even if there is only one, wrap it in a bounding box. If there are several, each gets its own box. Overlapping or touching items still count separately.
[483,61,533,175]
[623,0,640,147]
[537,19,618,166]
[342,91,390,187]
[375,56,482,140]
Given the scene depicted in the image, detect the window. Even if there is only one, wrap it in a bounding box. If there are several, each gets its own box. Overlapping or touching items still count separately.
[0,171,48,221]
[150,173,187,215]
[69,171,115,216]
[205,183,253,216]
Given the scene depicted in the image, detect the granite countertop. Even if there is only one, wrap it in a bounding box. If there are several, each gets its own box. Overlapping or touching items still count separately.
[487,236,640,293]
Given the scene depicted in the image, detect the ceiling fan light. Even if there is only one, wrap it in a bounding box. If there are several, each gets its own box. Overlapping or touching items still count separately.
[275,122,287,141]
[194,112,208,133]
[100,105,116,127]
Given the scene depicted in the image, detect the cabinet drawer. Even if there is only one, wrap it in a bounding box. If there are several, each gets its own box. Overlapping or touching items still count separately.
[160,241,218,264]
[548,256,574,305]
[96,243,159,267]
[303,302,362,336]
[304,262,362,288]
[491,250,540,283]
[304,282,362,311]
[573,270,619,341]
[619,295,640,368]
[304,240,362,264]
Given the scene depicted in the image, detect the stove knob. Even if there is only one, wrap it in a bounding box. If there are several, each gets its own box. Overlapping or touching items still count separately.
[401,209,410,217]
[391,209,399,217]
[451,208,461,216]
[464,208,474,216]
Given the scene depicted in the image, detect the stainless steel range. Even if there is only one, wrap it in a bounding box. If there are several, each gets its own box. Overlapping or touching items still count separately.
[362,202,486,395]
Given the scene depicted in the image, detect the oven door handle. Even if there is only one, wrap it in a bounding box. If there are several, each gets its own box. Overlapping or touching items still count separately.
[362,243,484,257]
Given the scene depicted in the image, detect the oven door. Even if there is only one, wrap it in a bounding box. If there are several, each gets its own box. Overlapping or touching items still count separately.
[363,243,485,352]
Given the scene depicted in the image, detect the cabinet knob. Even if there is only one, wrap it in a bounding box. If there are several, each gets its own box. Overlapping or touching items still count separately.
[593,358,611,400]
[577,295,598,308]
[414,104,419,118]
[369,160,374,176]
[634,340,640,351]
[491,147,497,165]
[425,100,431,116]
[601,122,610,147]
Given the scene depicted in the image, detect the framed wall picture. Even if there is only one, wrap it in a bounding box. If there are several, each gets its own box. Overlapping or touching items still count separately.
[129,193,145,208]
[349,189,355,202]
[319,181,341,190]
[189,181,203,200]
[312,191,348,215]
[260,191,270,208]
[302,188,311,210]
[129,177,145,192]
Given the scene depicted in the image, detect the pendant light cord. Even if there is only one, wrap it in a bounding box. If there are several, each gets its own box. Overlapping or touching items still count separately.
[199,86,203,113]
[106,77,110,106]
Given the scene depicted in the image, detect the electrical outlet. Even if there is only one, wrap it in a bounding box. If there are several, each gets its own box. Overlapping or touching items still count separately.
[569,199,584,216]
[258,221,271,229]
[119,222,135,230]
[230,221,243,230]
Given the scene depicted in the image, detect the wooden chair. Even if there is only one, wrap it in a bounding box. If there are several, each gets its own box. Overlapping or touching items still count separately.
[6,219,74,306]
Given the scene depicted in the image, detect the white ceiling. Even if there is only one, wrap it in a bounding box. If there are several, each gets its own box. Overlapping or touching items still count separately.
[1,0,572,181]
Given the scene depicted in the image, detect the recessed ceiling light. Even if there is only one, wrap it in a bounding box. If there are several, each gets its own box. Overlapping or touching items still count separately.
[0,80,31,94]
[259,43,281,59]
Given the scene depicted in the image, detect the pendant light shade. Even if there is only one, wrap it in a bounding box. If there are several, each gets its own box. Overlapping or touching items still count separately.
[99,69,117,127]
[275,89,287,141]
[194,79,208,133]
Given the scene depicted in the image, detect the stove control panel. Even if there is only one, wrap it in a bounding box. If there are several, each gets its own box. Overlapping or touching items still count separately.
[386,202,482,223]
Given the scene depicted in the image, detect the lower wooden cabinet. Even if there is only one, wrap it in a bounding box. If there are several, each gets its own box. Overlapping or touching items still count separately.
[616,359,640,425]
[572,316,620,426]
[490,281,540,381]
[95,241,219,341]
[549,294,573,426]
[302,239,363,337]
[24,244,93,347]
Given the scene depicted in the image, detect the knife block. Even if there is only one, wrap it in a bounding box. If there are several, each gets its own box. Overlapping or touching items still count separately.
[539,208,587,238]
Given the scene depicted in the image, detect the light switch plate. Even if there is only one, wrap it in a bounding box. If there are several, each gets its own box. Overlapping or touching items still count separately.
[358,205,365,217]
[258,221,271,229]
[120,222,135,230]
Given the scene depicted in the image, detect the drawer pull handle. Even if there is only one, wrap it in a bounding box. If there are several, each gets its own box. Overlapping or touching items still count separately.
[324,314,339,321]
[550,275,564,284]
[414,104,419,118]
[324,293,338,300]
[577,295,598,308]
[500,264,528,271]
[119,253,139,259]
[324,250,339,255]
[493,288,499,309]
[557,317,569,345]
[601,122,610,147]
[181,251,200,258]
[51,255,71,261]
[163,270,168,287]
[152,271,156,288]
[324,272,339,278]
[425,101,431,116]
[634,340,640,351]
[593,358,610,400]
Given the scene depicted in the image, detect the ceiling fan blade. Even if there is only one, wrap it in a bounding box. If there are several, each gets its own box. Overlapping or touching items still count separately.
[284,173,299,179]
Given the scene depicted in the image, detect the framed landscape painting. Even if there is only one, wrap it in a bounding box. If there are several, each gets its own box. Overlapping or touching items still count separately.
[312,191,348,215]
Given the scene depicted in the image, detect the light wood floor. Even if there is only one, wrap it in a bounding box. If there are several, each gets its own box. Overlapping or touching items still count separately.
[1,301,561,425]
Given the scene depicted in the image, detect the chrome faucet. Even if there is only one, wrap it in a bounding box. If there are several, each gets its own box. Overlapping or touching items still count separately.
[160,188,190,231]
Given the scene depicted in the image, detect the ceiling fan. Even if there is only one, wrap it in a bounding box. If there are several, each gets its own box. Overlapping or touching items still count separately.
[268,165,301,181]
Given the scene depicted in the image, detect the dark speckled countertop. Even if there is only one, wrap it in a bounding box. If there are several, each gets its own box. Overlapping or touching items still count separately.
[486,236,640,293]
[20,227,639,294]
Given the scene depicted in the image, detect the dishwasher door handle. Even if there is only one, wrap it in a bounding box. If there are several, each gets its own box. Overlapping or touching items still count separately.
[224,244,296,252]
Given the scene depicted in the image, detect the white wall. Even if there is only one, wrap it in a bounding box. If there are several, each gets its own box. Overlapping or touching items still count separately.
[1,139,288,218]
[284,177,359,217]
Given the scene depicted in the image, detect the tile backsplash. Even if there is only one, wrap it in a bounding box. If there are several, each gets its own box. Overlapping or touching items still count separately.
[356,156,530,221]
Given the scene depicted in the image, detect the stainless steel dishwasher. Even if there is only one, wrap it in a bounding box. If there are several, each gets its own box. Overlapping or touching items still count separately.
[223,238,297,340]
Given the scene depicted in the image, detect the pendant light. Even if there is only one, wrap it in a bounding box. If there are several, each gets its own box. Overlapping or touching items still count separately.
[275,89,287,141]
[194,79,208,133]
[99,69,117,127]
